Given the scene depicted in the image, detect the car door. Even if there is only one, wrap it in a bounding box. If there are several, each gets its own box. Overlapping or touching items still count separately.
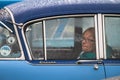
[103,15,120,79]
[21,15,106,80]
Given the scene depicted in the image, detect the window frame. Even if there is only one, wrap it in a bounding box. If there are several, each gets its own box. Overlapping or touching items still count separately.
[22,14,100,61]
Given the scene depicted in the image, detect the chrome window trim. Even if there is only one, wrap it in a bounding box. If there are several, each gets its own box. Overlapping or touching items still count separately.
[43,20,47,60]
[102,14,106,59]
[0,7,25,60]
[23,14,96,25]
[22,29,32,60]
[22,14,99,60]
[103,14,120,16]
[97,14,104,59]
[94,15,99,60]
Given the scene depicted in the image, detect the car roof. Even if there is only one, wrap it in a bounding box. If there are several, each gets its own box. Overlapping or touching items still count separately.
[5,0,120,23]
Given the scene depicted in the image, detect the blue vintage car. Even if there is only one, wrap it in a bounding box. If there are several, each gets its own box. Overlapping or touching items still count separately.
[0,0,120,80]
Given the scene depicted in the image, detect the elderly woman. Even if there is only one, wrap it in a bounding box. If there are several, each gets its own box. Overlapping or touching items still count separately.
[78,27,113,59]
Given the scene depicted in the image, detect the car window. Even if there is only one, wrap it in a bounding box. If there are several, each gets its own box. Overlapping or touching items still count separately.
[0,26,21,58]
[25,22,44,59]
[104,16,120,59]
[25,16,96,60]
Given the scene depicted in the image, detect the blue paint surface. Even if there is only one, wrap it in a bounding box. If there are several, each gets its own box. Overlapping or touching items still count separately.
[0,61,106,80]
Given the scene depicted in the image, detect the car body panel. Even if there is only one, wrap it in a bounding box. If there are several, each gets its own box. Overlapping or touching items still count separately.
[0,60,105,80]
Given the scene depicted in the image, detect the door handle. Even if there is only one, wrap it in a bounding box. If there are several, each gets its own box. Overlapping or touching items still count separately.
[76,60,103,64]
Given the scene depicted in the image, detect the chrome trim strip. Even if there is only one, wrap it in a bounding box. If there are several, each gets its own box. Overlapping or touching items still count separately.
[102,15,107,59]
[21,27,32,60]
[94,15,99,59]
[23,14,96,26]
[77,60,102,63]
[43,20,47,60]
[98,14,104,59]
[103,14,120,16]
[3,7,25,60]
[21,25,32,60]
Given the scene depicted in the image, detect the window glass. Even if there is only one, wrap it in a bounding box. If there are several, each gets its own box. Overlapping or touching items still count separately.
[104,16,120,59]
[45,18,75,60]
[25,22,44,59]
[45,17,96,60]
[77,17,96,59]
[25,16,96,60]
[0,26,21,58]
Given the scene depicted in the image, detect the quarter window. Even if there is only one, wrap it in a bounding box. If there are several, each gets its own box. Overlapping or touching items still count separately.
[25,22,44,59]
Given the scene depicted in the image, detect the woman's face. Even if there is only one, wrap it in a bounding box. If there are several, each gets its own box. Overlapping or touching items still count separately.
[82,30,95,52]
